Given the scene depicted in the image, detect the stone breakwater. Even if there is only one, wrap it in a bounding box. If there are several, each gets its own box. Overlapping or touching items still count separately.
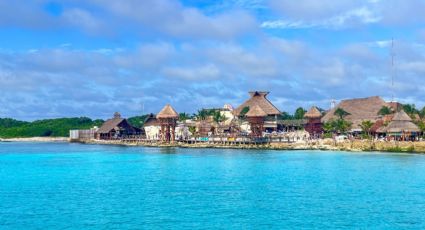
[83,139,425,153]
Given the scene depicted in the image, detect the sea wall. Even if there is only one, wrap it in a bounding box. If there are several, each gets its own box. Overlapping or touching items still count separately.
[82,139,425,153]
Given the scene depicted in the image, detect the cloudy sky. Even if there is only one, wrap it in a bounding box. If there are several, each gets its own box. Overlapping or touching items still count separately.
[1,0,425,120]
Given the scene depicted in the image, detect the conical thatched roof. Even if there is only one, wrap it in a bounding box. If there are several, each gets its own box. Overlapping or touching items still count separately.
[156,104,178,119]
[392,110,412,122]
[304,106,322,118]
[233,91,280,116]
[245,105,267,117]
[322,96,387,130]
[382,110,420,133]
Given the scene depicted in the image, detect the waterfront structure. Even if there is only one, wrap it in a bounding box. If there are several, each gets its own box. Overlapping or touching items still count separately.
[156,104,178,142]
[143,114,160,140]
[304,106,323,136]
[322,96,388,132]
[96,112,140,140]
[233,91,280,132]
[70,127,98,142]
[380,110,420,141]
[245,105,267,137]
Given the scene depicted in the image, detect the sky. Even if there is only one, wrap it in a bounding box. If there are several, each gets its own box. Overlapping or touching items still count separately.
[1,0,425,120]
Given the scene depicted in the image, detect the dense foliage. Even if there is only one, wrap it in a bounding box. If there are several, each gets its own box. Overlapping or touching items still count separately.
[378,106,393,116]
[0,117,104,138]
[127,115,150,128]
[294,107,307,120]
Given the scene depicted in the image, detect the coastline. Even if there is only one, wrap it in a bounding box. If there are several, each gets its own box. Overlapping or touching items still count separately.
[2,137,425,153]
[81,139,425,154]
[0,137,69,142]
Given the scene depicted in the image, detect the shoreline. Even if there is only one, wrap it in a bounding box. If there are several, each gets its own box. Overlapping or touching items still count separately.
[1,137,425,154]
[0,137,69,142]
[80,139,425,154]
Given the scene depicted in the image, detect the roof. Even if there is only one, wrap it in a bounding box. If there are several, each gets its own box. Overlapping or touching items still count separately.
[156,104,178,119]
[144,114,159,127]
[379,110,420,133]
[245,105,267,117]
[97,112,125,134]
[304,106,322,118]
[233,91,280,116]
[392,110,412,122]
[321,96,387,129]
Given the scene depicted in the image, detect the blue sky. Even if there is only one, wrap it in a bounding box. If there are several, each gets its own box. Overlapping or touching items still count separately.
[1,0,425,120]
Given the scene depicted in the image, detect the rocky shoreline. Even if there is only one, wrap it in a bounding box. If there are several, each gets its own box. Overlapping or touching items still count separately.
[81,139,425,153]
[1,137,424,153]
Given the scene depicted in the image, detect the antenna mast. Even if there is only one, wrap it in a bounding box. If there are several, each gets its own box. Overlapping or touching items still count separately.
[391,38,395,102]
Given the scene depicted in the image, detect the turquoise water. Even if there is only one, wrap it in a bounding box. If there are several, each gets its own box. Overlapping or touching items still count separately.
[1,143,425,229]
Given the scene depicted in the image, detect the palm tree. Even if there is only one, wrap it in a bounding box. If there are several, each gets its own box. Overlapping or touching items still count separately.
[179,112,190,122]
[335,119,352,133]
[212,111,226,124]
[323,121,334,134]
[360,120,374,138]
[334,108,350,120]
[196,109,208,121]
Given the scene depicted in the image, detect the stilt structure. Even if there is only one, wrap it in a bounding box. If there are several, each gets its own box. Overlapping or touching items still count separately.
[304,106,323,136]
[245,105,267,137]
[156,104,178,142]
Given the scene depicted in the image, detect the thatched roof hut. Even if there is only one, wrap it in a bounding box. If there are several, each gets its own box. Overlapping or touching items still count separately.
[96,112,139,139]
[98,112,125,134]
[304,106,322,119]
[382,110,420,133]
[321,96,387,130]
[245,105,267,117]
[156,104,178,119]
[144,114,159,127]
[233,91,280,116]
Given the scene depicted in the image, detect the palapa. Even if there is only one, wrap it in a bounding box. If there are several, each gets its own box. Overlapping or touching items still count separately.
[382,110,420,133]
[321,96,388,130]
[245,105,267,117]
[156,104,178,119]
[233,91,280,116]
[304,106,322,119]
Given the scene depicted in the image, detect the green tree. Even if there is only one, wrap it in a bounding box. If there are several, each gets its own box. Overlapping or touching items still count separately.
[378,106,392,116]
[128,115,149,128]
[420,106,425,119]
[196,109,209,121]
[334,108,350,120]
[188,126,196,135]
[178,112,190,121]
[212,111,226,124]
[323,121,334,134]
[294,107,307,120]
[279,111,293,120]
[334,119,352,133]
[240,106,250,117]
[360,120,374,138]
[403,104,419,118]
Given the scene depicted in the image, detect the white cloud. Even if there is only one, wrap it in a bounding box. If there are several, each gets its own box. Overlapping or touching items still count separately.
[262,6,380,29]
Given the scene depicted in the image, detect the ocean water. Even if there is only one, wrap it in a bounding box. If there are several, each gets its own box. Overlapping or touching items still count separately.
[1,143,425,229]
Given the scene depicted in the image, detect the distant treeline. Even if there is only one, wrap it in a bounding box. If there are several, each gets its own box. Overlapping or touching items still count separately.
[0,116,148,138]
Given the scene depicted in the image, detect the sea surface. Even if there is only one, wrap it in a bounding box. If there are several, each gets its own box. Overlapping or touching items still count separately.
[1,142,425,229]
